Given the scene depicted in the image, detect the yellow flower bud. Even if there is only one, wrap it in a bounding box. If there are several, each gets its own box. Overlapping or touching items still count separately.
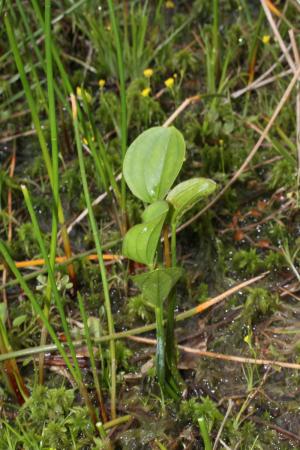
[99,79,106,88]
[76,86,92,103]
[164,77,174,88]
[143,68,154,78]
[262,35,270,44]
[141,87,151,97]
[165,0,175,8]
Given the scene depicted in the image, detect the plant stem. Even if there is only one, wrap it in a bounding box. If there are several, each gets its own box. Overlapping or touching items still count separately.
[78,293,108,423]
[0,319,29,404]
[212,0,219,90]
[103,414,132,430]
[155,305,165,389]
[163,225,171,268]
[21,186,97,425]
[71,95,117,420]
[39,0,60,385]
[107,0,127,232]
[165,221,181,392]
[0,241,80,387]
[171,222,177,267]
[4,11,76,287]
[198,417,212,450]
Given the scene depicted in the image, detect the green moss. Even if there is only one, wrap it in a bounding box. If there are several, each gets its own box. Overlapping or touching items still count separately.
[0,386,94,449]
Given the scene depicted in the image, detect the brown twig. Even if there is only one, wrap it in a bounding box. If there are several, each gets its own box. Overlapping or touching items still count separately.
[0,129,36,144]
[250,416,300,443]
[128,335,300,370]
[261,0,296,72]
[162,95,200,128]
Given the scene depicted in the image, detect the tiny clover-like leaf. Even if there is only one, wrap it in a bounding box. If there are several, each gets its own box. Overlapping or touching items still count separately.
[132,267,182,307]
[123,126,186,203]
[166,177,216,223]
[122,200,169,265]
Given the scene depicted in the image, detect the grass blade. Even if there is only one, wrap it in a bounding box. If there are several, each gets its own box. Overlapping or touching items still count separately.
[107,0,127,228]
[78,292,108,423]
[71,94,117,420]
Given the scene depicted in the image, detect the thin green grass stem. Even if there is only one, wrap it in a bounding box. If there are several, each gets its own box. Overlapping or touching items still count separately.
[4,13,52,180]
[21,186,97,424]
[198,417,212,450]
[0,242,96,425]
[0,319,29,404]
[78,292,108,423]
[5,11,76,284]
[0,0,86,64]
[21,187,78,374]
[14,0,48,111]
[165,221,181,392]
[212,0,219,89]
[155,306,166,389]
[80,91,121,204]
[71,95,117,420]
[38,0,60,385]
[107,0,127,225]
[0,241,75,378]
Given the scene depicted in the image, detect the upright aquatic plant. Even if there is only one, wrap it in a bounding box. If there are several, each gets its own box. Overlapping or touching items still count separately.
[123,126,216,396]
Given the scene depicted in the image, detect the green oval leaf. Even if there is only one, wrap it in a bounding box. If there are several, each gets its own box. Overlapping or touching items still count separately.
[0,303,7,325]
[122,201,169,265]
[123,126,186,203]
[132,267,182,307]
[12,314,27,328]
[167,177,217,222]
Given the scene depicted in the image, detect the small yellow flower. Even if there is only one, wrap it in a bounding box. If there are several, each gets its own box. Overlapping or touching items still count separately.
[165,0,175,8]
[164,77,174,88]
[82,136,94,145]
[262,35,270,44]
[143,68,154,78]
[244,334,251,345]
[99,79,106,88]
[76,86,92,103]
[141,87,151,97]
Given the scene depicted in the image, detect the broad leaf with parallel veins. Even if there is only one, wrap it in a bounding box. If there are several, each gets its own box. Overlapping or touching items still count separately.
[122,201,169,265]
[167,177,216,223]
[132,267,182,307]
[123,126,186,203]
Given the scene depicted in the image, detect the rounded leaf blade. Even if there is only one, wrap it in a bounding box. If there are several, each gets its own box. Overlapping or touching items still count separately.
[132,267,182,307]
[122,201,169,265]
[123,126,186,203]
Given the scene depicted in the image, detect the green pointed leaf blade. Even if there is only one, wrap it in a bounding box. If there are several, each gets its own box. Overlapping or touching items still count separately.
[167,178,217,222]
[122,202,169,265]
[132,267,182,307]
[123,126,186,203]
